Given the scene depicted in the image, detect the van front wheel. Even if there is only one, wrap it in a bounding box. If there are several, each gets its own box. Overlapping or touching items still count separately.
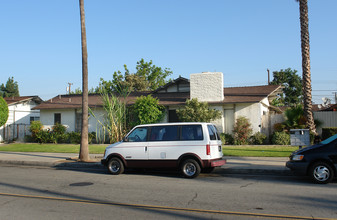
[181,159,201,178]
[107,158,124,175]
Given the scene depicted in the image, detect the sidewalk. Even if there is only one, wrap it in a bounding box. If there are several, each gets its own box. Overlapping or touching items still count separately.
[0,151,291,175]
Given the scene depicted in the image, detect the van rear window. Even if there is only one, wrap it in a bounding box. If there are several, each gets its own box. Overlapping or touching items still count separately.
[181,125,203,141]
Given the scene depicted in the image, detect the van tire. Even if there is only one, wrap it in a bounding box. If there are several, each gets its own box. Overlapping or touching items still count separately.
[181,159,201,178]
[107,157,124,175]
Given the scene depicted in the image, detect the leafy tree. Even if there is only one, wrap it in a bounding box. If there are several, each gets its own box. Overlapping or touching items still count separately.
[296,0,316,134]
[0,96,9,126]
[270,68,302,106]
[131,95,164,125]
[0,77,20,97]
[97,59,172,93]
[176,98,222,122]
[233,116,252,145]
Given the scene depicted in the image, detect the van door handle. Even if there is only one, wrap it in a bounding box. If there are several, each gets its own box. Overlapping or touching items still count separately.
[145,146,148,152]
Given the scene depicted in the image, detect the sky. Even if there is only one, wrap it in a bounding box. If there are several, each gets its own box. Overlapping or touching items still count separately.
[1,0,336,104]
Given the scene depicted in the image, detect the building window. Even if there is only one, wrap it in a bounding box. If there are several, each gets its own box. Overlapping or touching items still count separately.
[30,116,40,124]
[75,112,82,132]
[54,113,61,125]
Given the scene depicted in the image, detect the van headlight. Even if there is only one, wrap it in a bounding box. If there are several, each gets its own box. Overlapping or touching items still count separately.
[292,155,304,161]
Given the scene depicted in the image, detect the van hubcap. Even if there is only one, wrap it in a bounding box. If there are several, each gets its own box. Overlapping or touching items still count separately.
[109,161,120,173]
[185,163,196,176]
[313,166,330,181]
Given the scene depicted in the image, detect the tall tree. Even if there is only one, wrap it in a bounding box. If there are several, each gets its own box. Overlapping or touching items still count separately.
[0,77,20,97]
[79,0,90,161]
[270,68,302,106]
[297,0,316,133]
[97,59,172,93]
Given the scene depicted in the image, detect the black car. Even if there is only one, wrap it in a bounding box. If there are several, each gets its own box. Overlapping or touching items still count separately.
[286,134,337,184]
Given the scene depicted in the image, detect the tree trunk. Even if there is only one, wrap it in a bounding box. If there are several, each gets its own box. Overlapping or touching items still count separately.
[299,0,316,134]
[79,0,90,161]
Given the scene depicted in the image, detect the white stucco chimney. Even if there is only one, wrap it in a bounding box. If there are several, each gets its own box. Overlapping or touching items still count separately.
[190,72,224,102]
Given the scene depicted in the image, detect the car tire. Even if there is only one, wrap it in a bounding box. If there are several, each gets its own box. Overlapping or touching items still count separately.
[309,161,334,184]
[107,157,124,175]
[181,159,201,178]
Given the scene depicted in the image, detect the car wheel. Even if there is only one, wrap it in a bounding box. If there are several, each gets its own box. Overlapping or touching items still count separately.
[107,157,124,175]
[181,159,201,178]
[309,162,334,184]
[202,167,215,173]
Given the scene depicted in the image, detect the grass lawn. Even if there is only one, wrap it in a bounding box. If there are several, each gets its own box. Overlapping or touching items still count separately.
[0,143,108,154]
[0,143,300,157]
[222,145,299,157]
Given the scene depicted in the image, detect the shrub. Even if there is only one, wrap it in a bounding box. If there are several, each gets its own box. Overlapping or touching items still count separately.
[250,132,267,145]
[176,98,222,122]
[322,127,337,140]
[68,132,81,144]
[132,95,164,125]
[271,131,290,145]
[220,133,234,145]
[233,116,252,145]
[29,121,43,136]
[35,129,54,143]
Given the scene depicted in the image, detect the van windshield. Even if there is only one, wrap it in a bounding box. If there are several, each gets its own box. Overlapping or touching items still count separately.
[126,127,148,142]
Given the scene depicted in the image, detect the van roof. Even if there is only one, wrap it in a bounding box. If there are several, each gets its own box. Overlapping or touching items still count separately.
[135,122,213,127]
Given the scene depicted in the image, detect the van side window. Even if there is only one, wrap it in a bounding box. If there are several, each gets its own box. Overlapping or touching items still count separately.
[181,125,203,141]
[207,125,217,140]
[127,127,148,142]
[150,126,178,141]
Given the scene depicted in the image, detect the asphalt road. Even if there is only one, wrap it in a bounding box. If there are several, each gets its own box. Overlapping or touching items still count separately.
[0,165,336,220]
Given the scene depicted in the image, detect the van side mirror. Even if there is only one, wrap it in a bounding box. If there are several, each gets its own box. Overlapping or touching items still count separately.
[123,137,128,142]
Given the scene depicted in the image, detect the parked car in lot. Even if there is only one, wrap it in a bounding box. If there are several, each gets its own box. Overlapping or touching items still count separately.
[101,122,226,178]
[286,134,337,184]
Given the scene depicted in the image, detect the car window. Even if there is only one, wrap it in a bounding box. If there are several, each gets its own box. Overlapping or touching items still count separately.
[181,125,203,141]
[213,125,221,140]
[207,125,217,140]
[127,127,148,142]
[149,126,179,141]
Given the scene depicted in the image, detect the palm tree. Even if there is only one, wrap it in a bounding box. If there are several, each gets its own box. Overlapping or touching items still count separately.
[297,0,316,134]
[79,0,90,161]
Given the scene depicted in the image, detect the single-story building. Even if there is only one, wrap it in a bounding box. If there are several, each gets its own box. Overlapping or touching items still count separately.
[33,72,282,139]
[0,96,42,142]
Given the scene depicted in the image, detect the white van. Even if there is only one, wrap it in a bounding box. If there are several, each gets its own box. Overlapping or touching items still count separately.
[101,122,226,178]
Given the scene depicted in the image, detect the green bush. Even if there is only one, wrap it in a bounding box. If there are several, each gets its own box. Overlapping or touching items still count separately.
[233,116,252,145]
[68,132,81,144]
[220,133,234,145]
[250,132,267,145]
[271,131,290,145]
[35,129,54,144]
[322,127,337,140]
[29,121,43,137]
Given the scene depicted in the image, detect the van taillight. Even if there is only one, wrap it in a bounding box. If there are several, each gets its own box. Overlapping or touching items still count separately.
[206,144,210,155]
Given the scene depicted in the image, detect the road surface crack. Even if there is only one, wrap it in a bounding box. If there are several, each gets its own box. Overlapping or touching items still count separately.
[188,193,198,205]
[240,183,253,188]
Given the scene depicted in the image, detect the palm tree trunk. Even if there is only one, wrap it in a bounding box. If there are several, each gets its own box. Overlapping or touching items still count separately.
[298,0,316,134]
[79,0,90,161]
